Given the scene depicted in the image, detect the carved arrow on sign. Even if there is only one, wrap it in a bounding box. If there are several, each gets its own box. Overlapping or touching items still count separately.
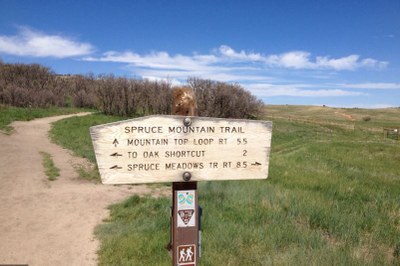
[109,165,122,170]
[110,152,123,157]
[251,162,262,166]
[112,138,119,147]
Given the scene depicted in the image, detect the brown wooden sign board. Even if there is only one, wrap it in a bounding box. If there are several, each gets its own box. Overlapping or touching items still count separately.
[90,115,272,185]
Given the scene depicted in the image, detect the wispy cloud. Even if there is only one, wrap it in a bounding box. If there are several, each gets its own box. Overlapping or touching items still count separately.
[340,82,400,90]
[83,45,389,98]
[265,51,388,70]
[327,103,396,109]
[84,45,388,76]
[217,45,263,61]
[0,27,391,100]
[0,27,94,58]
[213,46,388,70]
[246,83,366,97]
[83,48,273,83]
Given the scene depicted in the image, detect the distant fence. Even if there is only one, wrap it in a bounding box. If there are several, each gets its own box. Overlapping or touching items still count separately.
[383,128,399,140]
[266,115,356,130]
[266,115,398,135]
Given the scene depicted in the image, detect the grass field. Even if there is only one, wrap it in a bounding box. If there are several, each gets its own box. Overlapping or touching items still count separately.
[267,105,400,132]
[49,105,400,265]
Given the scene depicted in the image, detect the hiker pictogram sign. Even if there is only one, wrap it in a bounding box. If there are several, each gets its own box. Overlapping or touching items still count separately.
[177,244,196,265]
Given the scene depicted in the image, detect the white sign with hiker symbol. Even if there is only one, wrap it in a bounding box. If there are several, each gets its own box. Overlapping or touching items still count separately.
[178,244,196,265]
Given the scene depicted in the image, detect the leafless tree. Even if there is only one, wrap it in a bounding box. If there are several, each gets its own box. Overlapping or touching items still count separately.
[188,77,263,119]
[0,62,263,119]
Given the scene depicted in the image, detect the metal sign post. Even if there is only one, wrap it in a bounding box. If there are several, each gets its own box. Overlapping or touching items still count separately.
[171,182,198,266]
[171,88,199,266]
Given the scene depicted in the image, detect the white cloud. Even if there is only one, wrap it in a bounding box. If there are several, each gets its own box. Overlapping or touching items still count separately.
[84,48,272,83]
[265,52,388,70]
[218,45,263,61]
[84,50,221,73]
[0,27,394,103]
[0,27,94,58]
[327,103,397,109]
[360,58,388,69]
[85,45,389,87]
[266,51,314,69]
[84,45,388,86]
[316,55,360,70]
[340,82,400,89]
[142,76,183,87]
[360,103,396,109]
[83,45,391,99]
[246,83,366,97]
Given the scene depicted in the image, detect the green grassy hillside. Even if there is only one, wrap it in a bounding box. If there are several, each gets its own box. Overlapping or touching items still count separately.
[266,105,400,131]
[50,105,400,265]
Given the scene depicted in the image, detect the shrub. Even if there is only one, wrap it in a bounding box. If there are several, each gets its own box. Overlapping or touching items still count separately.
[0,61,264,119]
[188,77,263,119]
[362,116,371,122]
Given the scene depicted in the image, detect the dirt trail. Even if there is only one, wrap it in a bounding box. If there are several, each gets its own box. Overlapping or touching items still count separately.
[0,113,157,265]
[334,111,355,121]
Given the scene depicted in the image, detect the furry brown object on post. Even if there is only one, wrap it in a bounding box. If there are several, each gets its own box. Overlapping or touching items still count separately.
[171,87,198,116]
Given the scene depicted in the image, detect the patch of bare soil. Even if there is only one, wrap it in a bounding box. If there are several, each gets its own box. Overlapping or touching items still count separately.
[0,113,167,265]
[334,111,355,121]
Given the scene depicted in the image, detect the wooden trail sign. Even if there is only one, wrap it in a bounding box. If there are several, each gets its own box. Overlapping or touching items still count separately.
[90,115,272,185]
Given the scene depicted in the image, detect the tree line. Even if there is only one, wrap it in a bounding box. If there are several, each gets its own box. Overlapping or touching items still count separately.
[0,61,263,119]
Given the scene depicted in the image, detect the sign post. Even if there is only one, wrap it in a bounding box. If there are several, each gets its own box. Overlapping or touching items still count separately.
[170,89,199,266]
[172,182,198,266]
[90,89,272,265]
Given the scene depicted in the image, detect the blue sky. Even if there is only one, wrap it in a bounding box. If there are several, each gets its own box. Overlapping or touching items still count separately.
[0,0,399,108]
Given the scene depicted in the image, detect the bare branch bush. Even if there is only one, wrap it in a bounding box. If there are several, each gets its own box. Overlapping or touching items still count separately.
[188,77,263,119]
[0,61,263,119]
[0,62,63,107]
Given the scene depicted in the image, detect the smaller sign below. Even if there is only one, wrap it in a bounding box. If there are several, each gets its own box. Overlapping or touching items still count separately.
[178,210,195,225]
[177,244,196,265]
[177,190,196,227]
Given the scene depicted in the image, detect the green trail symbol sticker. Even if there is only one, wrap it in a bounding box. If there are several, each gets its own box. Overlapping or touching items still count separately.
[177,190,196,227]
[178,193,194,205]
